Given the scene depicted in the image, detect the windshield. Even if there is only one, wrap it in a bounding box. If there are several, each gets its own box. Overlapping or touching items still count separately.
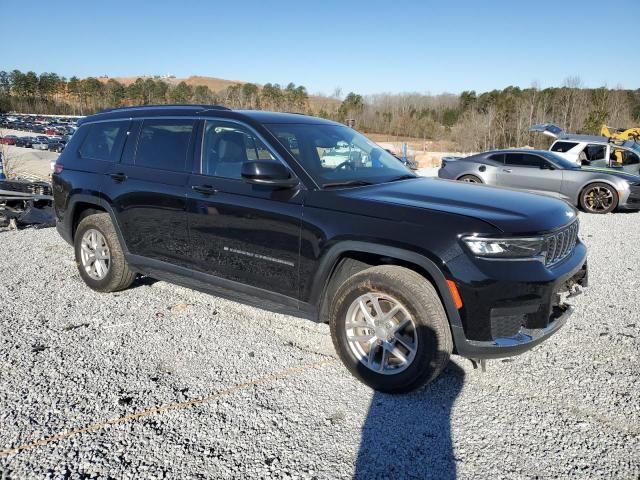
[540,150,580,170]
[266,123,415,187]
[625,141,640,155]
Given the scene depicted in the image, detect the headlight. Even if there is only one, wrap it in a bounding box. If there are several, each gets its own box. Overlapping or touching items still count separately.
[461,235,546,259]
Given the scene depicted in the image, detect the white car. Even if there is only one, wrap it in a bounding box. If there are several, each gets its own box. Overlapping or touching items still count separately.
[530,123,640,175]
[32,139,49,150]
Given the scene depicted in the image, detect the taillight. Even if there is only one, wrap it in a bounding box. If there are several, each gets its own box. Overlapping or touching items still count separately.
[54,163,64,174]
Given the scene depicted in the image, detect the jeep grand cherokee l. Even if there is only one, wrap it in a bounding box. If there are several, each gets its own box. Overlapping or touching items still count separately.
[52,105,588,393]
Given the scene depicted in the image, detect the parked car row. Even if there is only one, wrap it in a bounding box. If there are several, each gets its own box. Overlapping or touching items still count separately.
[0,113,80,136]
[0,134,68,152]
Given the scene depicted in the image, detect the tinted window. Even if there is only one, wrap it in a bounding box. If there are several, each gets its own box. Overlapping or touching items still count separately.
[134,119,195,171]
[78,121,126,161]
[201,121,276,179]
[488,153,505,164]
[612,148,640,166]
[504,153,543,167]
[550,141,578,153]
[582,144,606,161]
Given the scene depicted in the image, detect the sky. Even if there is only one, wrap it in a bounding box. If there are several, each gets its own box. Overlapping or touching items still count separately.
[3,0,639,96]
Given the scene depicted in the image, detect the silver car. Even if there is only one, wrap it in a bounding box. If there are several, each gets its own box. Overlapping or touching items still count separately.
[438,149,640,213]
[32,137,50,150]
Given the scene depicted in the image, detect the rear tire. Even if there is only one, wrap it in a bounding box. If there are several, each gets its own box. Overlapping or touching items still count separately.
[329,265,453,393]
[579,182,618,214]
[458,174,482,183]
[74,213,136,292]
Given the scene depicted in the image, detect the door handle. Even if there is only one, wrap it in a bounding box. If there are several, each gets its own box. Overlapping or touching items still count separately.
[502,169,512,173]
[108,172,127,182]
[192,185,218,196]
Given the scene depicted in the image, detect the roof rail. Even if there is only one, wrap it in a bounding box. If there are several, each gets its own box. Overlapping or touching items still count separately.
[97,104,231,114]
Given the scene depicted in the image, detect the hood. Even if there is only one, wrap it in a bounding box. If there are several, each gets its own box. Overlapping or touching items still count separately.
[340,177,577,234]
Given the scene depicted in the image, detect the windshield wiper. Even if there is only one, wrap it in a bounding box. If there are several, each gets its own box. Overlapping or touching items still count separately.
[322,180,374,189]
[386,174,416,182]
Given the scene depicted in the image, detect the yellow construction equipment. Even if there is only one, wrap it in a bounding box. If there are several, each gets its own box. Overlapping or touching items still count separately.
[600,125,640,142]
[600,125,640,163]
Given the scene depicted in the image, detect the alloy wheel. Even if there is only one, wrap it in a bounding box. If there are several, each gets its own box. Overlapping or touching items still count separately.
[584,185,614,212]
[80,229,111,280]
[344,293,418,375]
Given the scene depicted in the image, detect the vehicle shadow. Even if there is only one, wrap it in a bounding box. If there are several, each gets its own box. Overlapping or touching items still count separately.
[353,361,465,479]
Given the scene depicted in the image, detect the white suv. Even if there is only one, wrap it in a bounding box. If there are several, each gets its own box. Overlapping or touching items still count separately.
[530,123,640,175]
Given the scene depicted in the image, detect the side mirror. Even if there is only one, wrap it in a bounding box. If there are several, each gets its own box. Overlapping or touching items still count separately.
[540,162,554,170]
[241,160,298,188]
[581,159,590,166]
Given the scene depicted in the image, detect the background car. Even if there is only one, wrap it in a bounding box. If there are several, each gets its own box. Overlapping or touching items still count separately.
[0,135,18,145]
[530,123,640,175]
[438,149,640,213]
[47,137,66,152]
[15,136,35,148]
[32,137,50,150]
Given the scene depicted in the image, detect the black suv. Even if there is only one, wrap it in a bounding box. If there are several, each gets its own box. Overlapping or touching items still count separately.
[52,105,588,393]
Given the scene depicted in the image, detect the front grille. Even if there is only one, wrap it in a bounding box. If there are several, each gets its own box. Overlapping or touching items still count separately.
[544,220,579,267]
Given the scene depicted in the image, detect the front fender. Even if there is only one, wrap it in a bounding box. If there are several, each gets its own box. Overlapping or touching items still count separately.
[308,240,464,342]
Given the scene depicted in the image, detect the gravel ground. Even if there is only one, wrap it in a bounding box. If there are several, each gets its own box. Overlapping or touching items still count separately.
[0,213,638,479]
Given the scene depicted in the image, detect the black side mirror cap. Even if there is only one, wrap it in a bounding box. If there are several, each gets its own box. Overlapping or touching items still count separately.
[241,160,299,188]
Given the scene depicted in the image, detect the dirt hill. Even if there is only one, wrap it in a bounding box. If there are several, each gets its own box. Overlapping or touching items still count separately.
[96,75,340,111]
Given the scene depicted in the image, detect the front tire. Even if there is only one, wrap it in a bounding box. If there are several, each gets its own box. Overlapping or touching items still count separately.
[74,213,136,292]
[579,183,618,214]
[329,265,453,393]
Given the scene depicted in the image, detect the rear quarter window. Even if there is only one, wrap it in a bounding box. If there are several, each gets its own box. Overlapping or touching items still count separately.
[78,121,127,162]
[488,153,505,164]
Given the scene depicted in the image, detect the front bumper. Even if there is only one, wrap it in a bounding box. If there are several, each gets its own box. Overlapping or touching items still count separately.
[618,185,640,210]
[447,241,588,359]
[461,303,574,358]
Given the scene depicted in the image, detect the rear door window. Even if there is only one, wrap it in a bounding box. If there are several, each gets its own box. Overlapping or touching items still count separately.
[78,121,127,162]
[504,153,542,168]
[133,119,196,172]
